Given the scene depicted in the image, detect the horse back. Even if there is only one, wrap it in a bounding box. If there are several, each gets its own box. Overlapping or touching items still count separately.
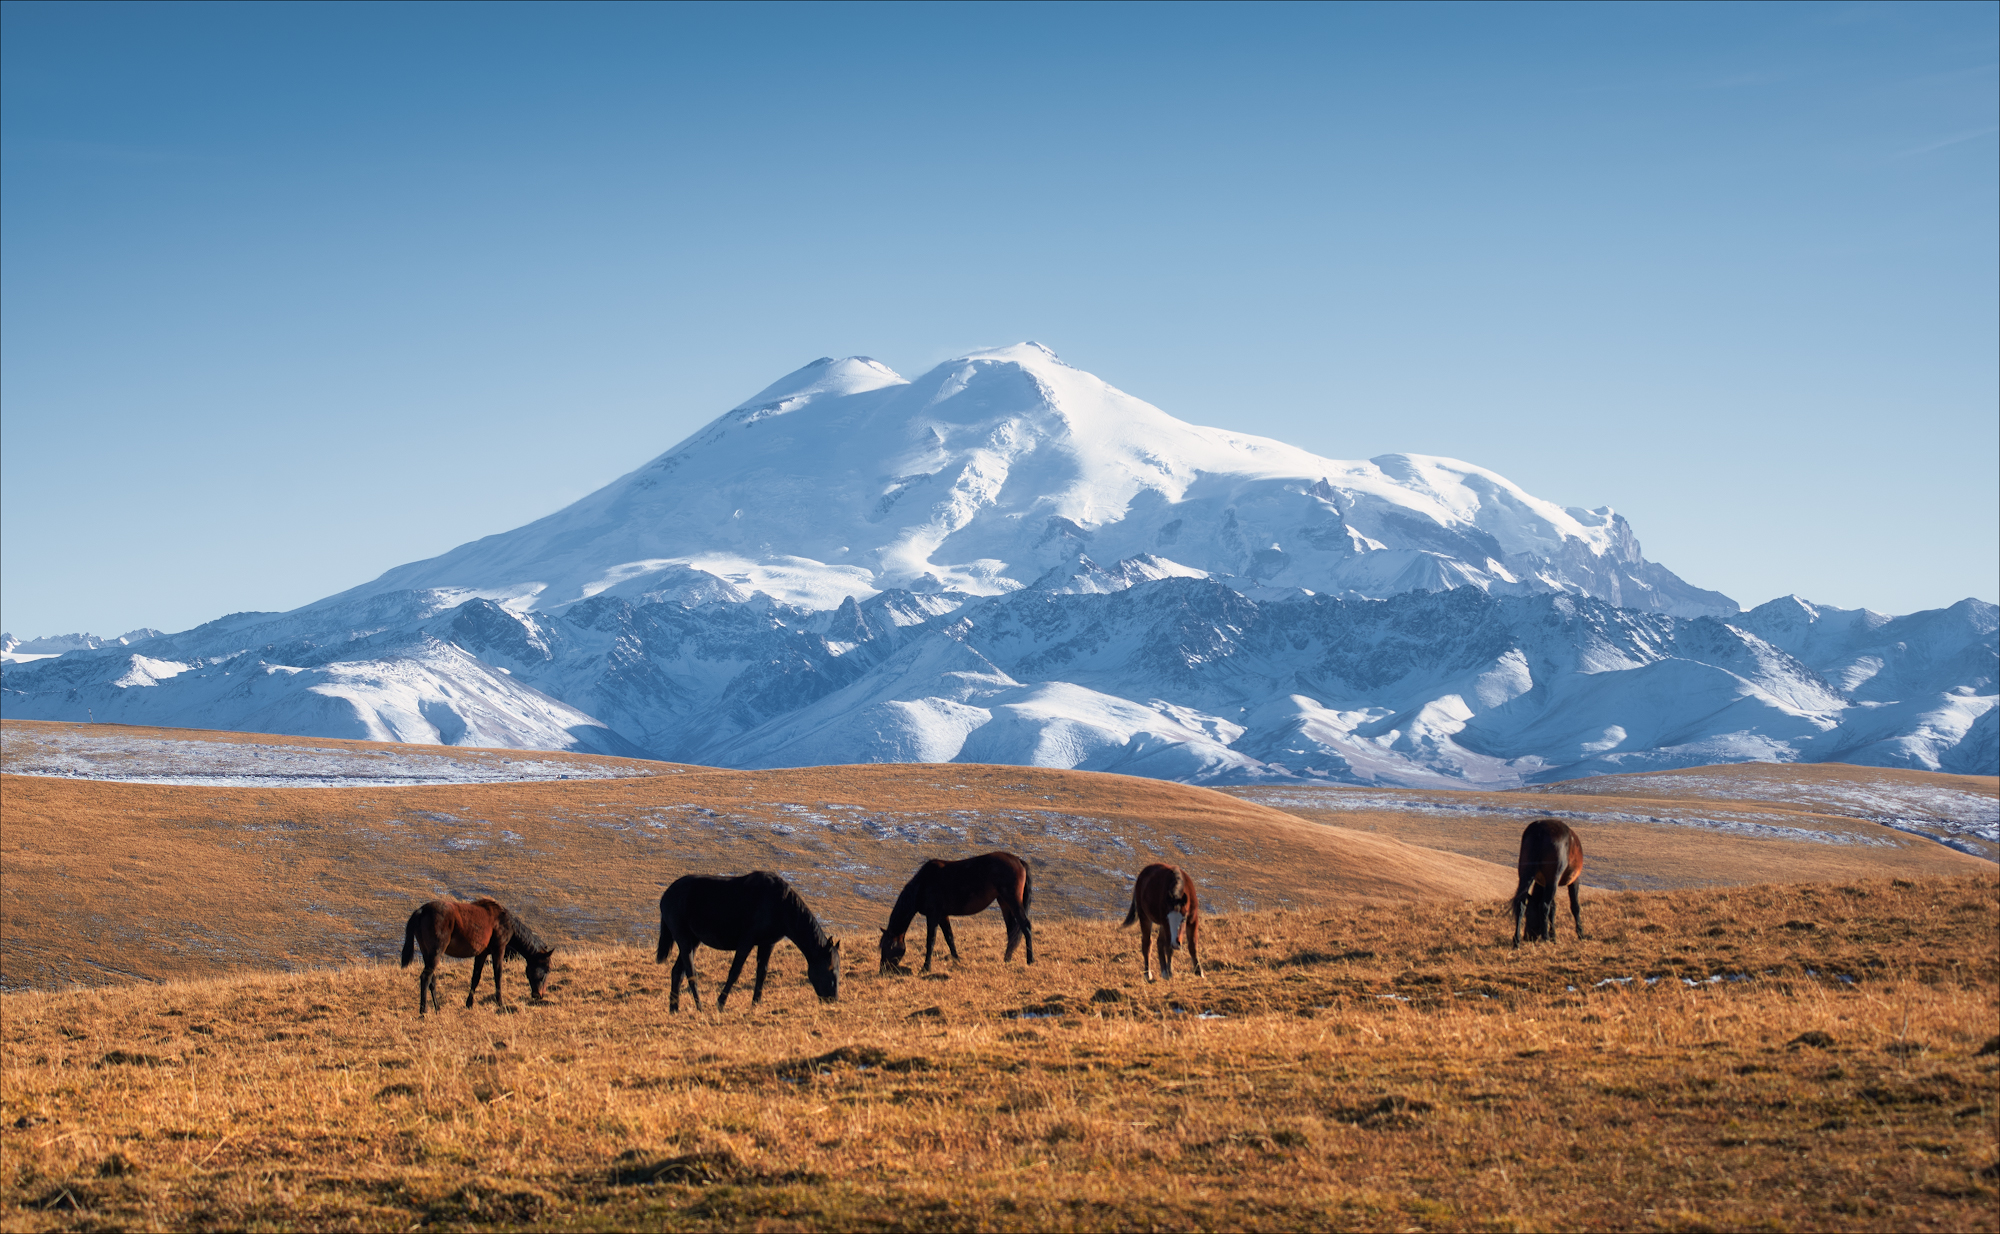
[437,898,505,958]
[662,872,793,949]
[1133,862,1196,924]
[1516,819,1579,887]
[1561,828,1584,887]
[981,851,1030,906]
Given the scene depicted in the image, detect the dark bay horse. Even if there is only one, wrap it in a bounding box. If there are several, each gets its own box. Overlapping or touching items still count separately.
[879,852,1034,974]
[1122,862,1204,981]
[656,871,842,1012]
[401,898,554,1015]
[1511,819,1585,947]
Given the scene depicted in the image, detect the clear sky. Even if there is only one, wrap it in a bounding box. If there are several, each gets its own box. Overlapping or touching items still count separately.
[3,1,1994,639]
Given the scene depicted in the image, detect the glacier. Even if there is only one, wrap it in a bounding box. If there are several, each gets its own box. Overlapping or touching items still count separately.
[4,343,1993,784]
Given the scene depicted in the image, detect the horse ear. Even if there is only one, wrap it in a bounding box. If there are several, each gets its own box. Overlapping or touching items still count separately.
[831,938,843,953]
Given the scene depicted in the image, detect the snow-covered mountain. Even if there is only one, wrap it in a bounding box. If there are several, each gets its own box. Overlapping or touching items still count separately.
[5,344,1993,785]
[2,629,162,664]
[315,342,1734,618]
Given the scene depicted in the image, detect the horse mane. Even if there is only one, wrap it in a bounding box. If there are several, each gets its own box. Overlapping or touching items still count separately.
[883,868,928,939]
[777,882,833,952]
[501,908,551,958]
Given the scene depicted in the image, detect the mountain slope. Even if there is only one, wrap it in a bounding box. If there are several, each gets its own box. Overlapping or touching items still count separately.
[312,343,1735,619]
[3,346,1992,784]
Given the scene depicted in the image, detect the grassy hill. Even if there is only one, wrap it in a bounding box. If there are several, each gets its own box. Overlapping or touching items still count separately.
[2,876,1994,1231]
[3,720,1992,993]
[3,721,1996,1229]
[1227,763,1997,888]
[0,743,1507,992]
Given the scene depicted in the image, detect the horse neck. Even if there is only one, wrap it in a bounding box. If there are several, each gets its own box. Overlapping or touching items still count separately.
[782,899,833,964]
[499,910,544,958]
[883,878,925,940]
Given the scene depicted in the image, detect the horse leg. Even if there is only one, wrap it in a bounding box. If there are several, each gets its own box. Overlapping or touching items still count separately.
[718,946,753,1011]
[1139,919,1155,982]
[1159,921,1175,980]
[668,945,686,1012]
[998,892,1032,964]
[939,917,962,963]
[1568,881,1584,940]
[419,954,437,1015]
[1510,875,1533,948]
[679,950,704,1011]
[466,953,488,1008]
[921,918,939,973]
[490,939,506,1011]
[750,941,775,1005]
[1187,917,1205,978]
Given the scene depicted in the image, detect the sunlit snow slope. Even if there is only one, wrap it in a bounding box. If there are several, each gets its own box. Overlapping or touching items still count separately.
[4,345,1993,788]
[317,343,1733,618]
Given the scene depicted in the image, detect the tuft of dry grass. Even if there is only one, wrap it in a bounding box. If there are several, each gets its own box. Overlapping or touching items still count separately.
[4,875,1996,1232]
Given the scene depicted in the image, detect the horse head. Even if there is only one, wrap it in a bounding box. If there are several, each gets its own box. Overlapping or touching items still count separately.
[1523,886,1557,943]
[809,939,843,1001]
[878,927,908,975]
[524,947,555,998]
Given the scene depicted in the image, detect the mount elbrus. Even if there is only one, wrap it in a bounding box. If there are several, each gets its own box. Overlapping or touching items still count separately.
[3,344,1993,785]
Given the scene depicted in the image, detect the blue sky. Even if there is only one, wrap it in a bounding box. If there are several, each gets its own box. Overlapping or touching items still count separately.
[3,1,1994,638]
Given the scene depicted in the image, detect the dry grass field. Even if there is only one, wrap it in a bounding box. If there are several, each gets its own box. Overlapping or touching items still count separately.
[1,722,1513,992]
[4,722,1996,1229]
[1228,765,1998,889]
[3,876,1996,1232]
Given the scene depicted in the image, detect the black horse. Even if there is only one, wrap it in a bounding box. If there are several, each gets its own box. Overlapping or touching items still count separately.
[1511,818,1585,947]
[655,871,843,1011]
[879,851,1035,974]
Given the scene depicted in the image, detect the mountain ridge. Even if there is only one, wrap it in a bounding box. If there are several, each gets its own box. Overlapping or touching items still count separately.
[303,343,1735,620]
[4,345,1992,786]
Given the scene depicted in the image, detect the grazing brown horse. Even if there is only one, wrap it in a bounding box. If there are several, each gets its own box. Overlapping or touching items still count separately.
[655,871,843,1012]
[1511,819,1584,947]
[401,898,554,1015]
[879,852,1034,974]
[1121,862,1204,981]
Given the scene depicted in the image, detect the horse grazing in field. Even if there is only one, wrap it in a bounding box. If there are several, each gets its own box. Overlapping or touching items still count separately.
[401,898,554,1015]
[655,871,842,1012]
[1121,862,1204,981]
[878,852,1035,974]
[1511,819,1585,947]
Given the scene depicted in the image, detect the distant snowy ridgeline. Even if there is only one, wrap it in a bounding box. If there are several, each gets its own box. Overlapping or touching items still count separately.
[0,729,661,787]
[2,579,1993,789]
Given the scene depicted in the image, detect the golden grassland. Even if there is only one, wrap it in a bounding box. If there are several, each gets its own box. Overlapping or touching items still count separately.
[4,875,1997,1233]
[5,722,1992,994]
[1228,763,1998,887]
[0,762,1512,991]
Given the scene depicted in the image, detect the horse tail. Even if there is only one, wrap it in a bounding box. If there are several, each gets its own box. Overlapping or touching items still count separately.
[1020,862,1034,916]
[655,887,674,964]
[401,908,422,968]
[1120,889,1139,928]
